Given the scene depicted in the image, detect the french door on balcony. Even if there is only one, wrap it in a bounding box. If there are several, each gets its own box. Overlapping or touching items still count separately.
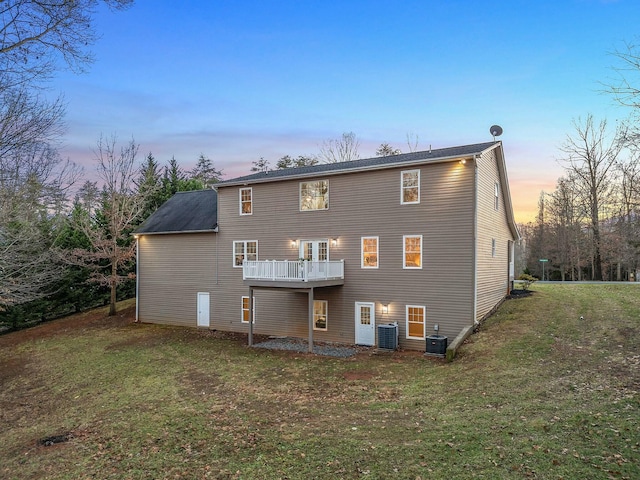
[299,240,328,262]
[299,240,328,279]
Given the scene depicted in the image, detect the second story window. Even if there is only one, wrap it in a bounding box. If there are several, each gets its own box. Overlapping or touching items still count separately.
[233,240,257,267]
[240,187,252,215]
[300,180,328,211]
[401,170,420,204]
[361,236,379,268]
[494,182,500,211]
[403,235,422,269]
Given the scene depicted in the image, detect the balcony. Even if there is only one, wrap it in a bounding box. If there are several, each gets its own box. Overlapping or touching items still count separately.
[243,260,345,288]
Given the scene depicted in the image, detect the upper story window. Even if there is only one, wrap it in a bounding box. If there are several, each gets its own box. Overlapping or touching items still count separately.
[494,182,500,211]
[401,170,420,204]
[492,238,496,257]
[403,235,422,269]
[240,187,252,215]
[233,240,257,267]
[300,180,329,211]
[361,236,379,268]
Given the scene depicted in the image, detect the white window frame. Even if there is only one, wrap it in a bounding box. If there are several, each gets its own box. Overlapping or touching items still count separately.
[233,240,258,268]
[313,300,328,331]
[494,182,500,211]
[241,296,256,324]
[403,235,422,269]
[299,179,329,211]
[401,169,420,205]
[361,236,379,269]
[239,187,252,215]
[406,305,426,340]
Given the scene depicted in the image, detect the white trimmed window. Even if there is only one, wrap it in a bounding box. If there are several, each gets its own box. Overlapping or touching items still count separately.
[406,305,426,339]
[492,238,496,257]
[241,296,256,323]
[361,236,379,268]
[494,182,500,211]
[240,187,252,215]
[300,180,329,211]
[401,170,420,204]
[313,300,328,331]
[233,240,257,267]
[403,235,422,269]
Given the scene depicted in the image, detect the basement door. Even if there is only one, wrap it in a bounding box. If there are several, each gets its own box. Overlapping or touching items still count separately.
[197,292,210,327]
[355,302,375,346]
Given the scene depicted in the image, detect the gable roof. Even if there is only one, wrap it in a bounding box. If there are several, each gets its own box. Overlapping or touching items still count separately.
[217,141,499,187]
[135,189,218,235]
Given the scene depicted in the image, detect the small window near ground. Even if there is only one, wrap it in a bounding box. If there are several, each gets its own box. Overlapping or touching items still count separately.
[313,300,328,331]
[233,240,258,267]
[240,187,252,215]
[241,296,255,323]
[406,305,426,339]
[401,170,420,204]
[361,236,379,268]
[403,235,422,269]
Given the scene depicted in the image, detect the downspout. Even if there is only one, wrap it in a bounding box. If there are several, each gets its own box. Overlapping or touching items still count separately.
[472,156,479,327]
[135,235,139,322]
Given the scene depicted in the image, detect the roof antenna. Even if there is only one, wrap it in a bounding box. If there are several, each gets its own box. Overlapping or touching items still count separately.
[490,125,503,141]
[429,144,432,154]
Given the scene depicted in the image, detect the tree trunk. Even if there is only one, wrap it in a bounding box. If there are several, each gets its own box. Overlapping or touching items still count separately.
[109,260,117,316]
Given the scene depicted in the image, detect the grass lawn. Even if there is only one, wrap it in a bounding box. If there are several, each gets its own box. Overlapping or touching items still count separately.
[0,284,639,479]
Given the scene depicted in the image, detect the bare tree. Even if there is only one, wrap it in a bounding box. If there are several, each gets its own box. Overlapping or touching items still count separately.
[607,41,640,109]
[251,157,270,173]
[0,0,134,89]
[406,132,419,153]
[560,115,623,280]
[319,132,360,164]
[71,135,145,316]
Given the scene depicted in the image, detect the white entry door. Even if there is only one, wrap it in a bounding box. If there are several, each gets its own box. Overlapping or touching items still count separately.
[355,302,375,346]
[197,292,210,327]
[300,240,329,279]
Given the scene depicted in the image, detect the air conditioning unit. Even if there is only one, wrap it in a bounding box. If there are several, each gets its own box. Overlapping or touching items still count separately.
[378,322,398,350]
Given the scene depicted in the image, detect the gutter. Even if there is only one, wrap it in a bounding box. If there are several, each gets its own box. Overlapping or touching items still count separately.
[473,154,479,326]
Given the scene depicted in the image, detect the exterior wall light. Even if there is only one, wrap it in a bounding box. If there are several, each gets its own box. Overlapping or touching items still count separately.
[459,159,466,165]
[381,303,389,315]
[331,238,338,247]
[291,240,298,248]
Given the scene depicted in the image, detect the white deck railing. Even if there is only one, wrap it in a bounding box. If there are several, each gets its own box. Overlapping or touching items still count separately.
[243,260,344,282]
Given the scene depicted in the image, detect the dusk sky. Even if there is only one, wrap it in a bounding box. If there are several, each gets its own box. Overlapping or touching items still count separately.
[48,0,639,223]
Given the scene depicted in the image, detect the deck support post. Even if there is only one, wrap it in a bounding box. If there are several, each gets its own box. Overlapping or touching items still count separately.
[308,287,314,353]
[248,286,254,346]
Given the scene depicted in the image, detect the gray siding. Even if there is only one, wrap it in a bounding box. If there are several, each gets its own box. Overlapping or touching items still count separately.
[475,149,515,321]
[137,233,217,326]
[215,160,477,350]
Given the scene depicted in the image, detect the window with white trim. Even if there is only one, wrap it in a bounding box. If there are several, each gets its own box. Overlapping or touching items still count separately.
[406,305,426,339]
[403,235,422,269]
[492,238,496,257]
[241,296,256,323]
[494,182,500,211]
[313,300,328,331]
[401,170,420,204]
[240,187,252,215]
[361,236,379,268]
[233,240,257,267]
[300,180,329,211]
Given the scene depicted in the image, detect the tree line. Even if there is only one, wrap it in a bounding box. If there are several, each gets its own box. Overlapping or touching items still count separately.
[521,43,640,281]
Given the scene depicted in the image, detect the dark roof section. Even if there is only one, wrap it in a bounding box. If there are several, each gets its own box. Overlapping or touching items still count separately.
[135,189,218,235]
[217,141,499,186]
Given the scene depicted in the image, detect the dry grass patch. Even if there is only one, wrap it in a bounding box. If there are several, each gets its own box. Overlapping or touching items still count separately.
[0,286,638,479]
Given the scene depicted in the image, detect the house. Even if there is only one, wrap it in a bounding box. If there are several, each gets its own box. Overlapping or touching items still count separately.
[134,141,519,353]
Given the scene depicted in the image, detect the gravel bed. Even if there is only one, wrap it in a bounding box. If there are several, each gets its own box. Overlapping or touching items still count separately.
[254,337,359,358]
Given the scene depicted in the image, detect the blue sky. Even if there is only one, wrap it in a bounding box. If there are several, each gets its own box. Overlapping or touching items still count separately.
[50,0,639,222]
